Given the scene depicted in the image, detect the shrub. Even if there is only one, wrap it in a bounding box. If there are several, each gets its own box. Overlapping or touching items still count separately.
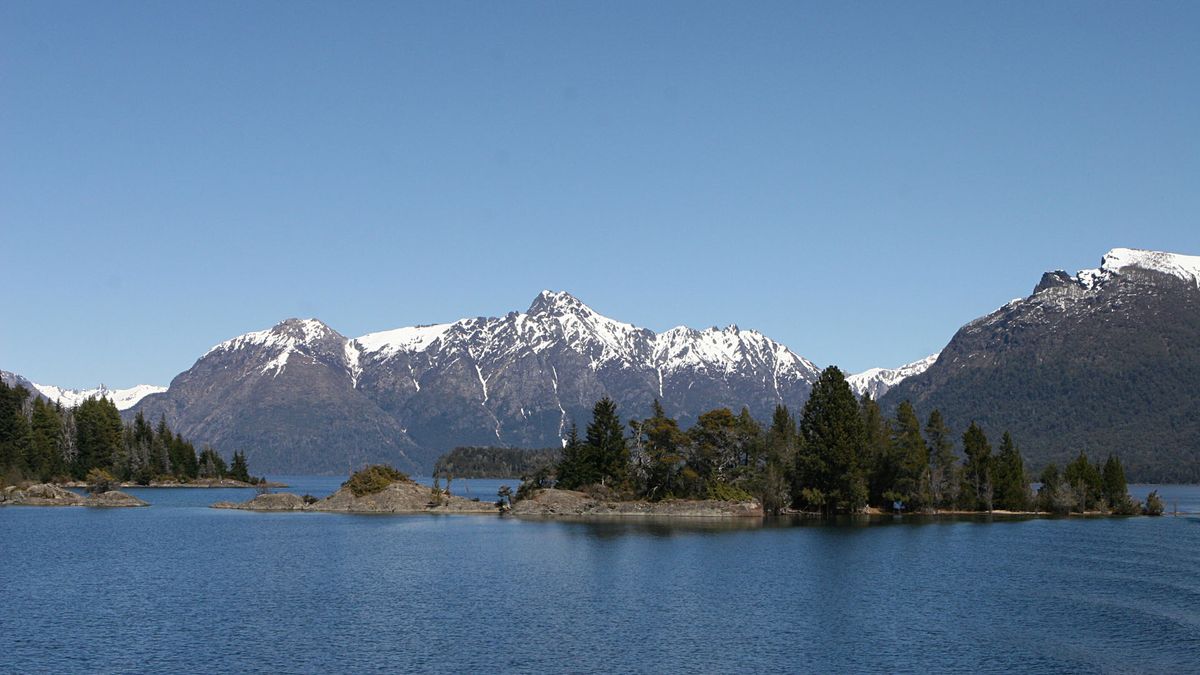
[85,468,117,494]
[343,464,409,497]
[301,494,319,505]
[1143,490,1165,516]
[707,480,754,502]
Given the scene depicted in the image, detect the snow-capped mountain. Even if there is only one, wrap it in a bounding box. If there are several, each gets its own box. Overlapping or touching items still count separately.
[1,370,165,410]
[847,354,939,400]
[132,291,821,473]
[882,247,1200,481]
[32,383,166,411]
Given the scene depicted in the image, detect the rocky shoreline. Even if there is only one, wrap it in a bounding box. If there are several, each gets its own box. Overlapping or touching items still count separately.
[510,489,764,518]
[212,480,498,514]
[58,478,287,489]
[0,483,148,508]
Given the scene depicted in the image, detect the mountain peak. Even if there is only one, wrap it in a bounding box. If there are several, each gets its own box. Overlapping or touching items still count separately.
[527,290,588,315]
[1098,248,1200,286]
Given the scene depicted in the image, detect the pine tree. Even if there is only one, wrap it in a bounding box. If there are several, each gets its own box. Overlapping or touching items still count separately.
[1101,454,1132,513]
[585,396,628,489]
[796,366,868,514]
[860,394,896,507]
[757,404,796,515]
[28,398,65,481]
[0,381,33,475]
[630,400,686,500]
[229,451,252,483]
[1064,451,1102,512]
[890,401,931,511]
[992,431,1029,511]
[925,409,957,510]
[73,396,123,478]
[961,422,993,511]
[554,422,591,490]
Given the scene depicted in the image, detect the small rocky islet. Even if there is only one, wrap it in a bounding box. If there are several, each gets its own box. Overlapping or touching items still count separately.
[0,483,148,508]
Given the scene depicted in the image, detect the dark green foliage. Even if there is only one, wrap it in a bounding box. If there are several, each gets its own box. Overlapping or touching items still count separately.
[925,409,958,509]
[1101,455,1135,513]
[434,446,561,479]
[1064,451,1103,511]
[74,397,123,477]
[0,383,259,486]
[1037,464,1071,514]
[795,367,868,514]
[554,397,629,490]
[992,432,1030,511]
[961,422,993,511]
[860,395,895,507]
[629,400,688,500]
[229,451,252,483]
[586,396,629,488]
[343,464,409,496]
[553,423,592,490]
[890,401,931,510]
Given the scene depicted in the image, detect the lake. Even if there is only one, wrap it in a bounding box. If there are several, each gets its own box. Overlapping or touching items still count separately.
[2,479,1198,673]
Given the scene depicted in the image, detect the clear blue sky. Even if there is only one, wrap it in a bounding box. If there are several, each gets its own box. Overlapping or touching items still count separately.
[3,1,1198,388]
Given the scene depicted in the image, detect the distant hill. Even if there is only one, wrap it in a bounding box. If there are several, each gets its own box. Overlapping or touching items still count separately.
[882,248,1200,482]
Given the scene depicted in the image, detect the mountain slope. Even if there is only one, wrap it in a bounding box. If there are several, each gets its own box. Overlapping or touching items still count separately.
[131,292,821,474]
[881,248,1200,482]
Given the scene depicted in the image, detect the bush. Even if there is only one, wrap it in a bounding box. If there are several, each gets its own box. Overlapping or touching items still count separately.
[1143,490,1165,516]
[85,468,117,494]
[301,494,319,505]
[343,464,409,497]
[706,480,754,502]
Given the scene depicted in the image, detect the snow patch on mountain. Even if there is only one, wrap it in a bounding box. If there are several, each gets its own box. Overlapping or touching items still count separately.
[33,383,167,411]
[848,353,939,400]
[356,323,454,358]
[1076,248,1200,289]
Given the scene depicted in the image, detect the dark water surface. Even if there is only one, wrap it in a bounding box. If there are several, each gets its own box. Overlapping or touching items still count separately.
[2,478,1199,673]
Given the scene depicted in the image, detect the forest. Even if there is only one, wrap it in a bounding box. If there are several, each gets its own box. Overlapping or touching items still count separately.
[0,380,257,486]
[522,366,1150,516]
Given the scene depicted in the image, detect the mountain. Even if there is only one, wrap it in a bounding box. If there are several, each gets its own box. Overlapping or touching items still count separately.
[30,383,166,411]
[2,370,165,410]
[881,248,1200,482]
[131,291,821,474]
[847,354,939,400]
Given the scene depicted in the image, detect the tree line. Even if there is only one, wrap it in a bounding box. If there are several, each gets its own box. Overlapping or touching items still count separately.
[531,366,1147,515]
[0,380,256,485]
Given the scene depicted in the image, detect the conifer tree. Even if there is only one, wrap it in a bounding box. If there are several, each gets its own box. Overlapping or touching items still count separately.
[795,366,867,514]
[554,422,591,490]
[585,396,628,489]
[860,394,895,507]
[992,431,1029,511]
[925,409,957,510]
[890,401,931,510]
[961,422,993,511]
[1064,451,1102,511]
[630,400,686,500]
[29,398,65,481]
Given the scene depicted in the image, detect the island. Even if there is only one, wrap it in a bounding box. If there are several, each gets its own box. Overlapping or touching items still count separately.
[0,483,148,508]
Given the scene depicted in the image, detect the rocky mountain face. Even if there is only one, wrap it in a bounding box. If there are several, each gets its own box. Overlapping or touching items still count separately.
[881,248,1200,482]
[131,292,821,474]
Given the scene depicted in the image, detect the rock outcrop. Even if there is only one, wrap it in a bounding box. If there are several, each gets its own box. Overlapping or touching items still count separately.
[211,480,497,514]
[212,492,308,511]
[510,488,763,518]
[0,484,148,507]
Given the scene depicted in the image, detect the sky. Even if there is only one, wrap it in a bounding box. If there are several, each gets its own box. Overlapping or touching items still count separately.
[2,1,1198,388]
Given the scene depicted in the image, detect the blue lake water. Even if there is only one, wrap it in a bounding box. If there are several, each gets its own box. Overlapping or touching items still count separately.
[2,478,1199,673]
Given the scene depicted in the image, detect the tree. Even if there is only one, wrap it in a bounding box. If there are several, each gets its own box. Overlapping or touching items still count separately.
[860,394,895,507]
[992,432,1029,511]
[925,409,957,510]
[1101,455,1135,514]
[1037,463,1074,514]
[629,400,686,500]
[28,398,65,481]
[755,404,796,515]
[585,396,628,489]
[74,396,123,478]
[228,451,252,482]
[890,401,931,510]
[795,366,868,514]
[554,422,592,490]
[0,381,33,476]
[961,422,993,511]
[1064,451,1102,512]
